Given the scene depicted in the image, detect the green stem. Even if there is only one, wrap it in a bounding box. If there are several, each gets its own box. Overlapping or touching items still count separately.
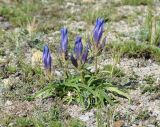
[95,47,98,74]
[45,68,52,81]
[78,60,85,84]
[62,53,69,78]
[110,64,114,78]
[95,54,98,74]
[111,56,117,78]
[64,61,69,78]
[80,70,85,84]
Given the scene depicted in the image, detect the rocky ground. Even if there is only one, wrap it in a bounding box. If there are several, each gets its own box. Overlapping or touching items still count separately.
[0,0,160,127]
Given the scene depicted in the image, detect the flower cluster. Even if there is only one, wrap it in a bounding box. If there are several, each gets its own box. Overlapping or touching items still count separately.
[42,18,106,73]
[93,18,106,51]
[70,36,89,68]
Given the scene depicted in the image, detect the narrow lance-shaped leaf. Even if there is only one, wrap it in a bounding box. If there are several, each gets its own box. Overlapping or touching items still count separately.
[105,86,130,102]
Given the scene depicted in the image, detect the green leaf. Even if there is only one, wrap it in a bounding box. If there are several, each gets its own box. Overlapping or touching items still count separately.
[88,76,105,86]
[34,84,55,99]
[100,90,113,105]
[96,90,105,107]
[105,87,130,101]
[65,82,81,92]
[79,84,95,95]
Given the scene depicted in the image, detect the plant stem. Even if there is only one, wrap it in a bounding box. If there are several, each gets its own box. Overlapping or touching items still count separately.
[110,63,114,78]
[64,62,69,78]
[95,54,98,73]
[80,70,85,84]
[77,60,85,84]
[95,47,98,74]
[63,53,69,78]
[45,68,52,80]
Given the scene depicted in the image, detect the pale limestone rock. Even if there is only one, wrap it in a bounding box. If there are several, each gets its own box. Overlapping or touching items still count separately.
[82,0,94,3]
[31,49,42,67]
[5,100,13,106]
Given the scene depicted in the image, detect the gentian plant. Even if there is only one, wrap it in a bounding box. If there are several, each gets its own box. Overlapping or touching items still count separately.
[93,18,106,73]
[70,36,89,84]
[60,27,69,77]
[60,27,68,59]
[35,18,130,108]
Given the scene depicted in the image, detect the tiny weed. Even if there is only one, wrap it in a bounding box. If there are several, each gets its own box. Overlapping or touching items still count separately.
[139,8,160,46]
[5,65,17,74]
[106,41,160,62]
[136,110,150,121]
[103,64,125,78]
[144,75,155,84]
[0,1,41,26]
[82,6,115,24]
[141,84,160,94]
[67,119,85,127]
[122,0,153,5]
[15,117,34,127]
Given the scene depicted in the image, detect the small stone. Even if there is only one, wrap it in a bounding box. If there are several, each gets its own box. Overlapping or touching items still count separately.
[8,122,16,127]
[147,125,156,127]
[85,111,94,117]
[130,105,137,111]
[113,120,124,127]
[82,0,94,3]
[0,16,4,21]
[87,66,95,72]
[3,22,12,30]
[2,78,11,89]
[79,115,90,122]
[32,49,42,66]
[156,77,160,84]
[55,70,62,77]
[5,100,13,106]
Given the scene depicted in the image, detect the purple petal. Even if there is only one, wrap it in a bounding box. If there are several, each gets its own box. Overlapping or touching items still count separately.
[43,45,49,61]
[42,45,52,70]
[47,53,52,69]
[93,18,104,45]
[82,44,89,64]
[74,36,83,59]
[70,54,78,68]
[60,27,68,53]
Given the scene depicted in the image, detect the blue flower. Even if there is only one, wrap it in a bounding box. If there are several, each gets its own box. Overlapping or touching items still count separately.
[93,18,104,45]
[74,36,83,59]
[42,45,52,70]
[60,27,68,53]
[71,37,89,68]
